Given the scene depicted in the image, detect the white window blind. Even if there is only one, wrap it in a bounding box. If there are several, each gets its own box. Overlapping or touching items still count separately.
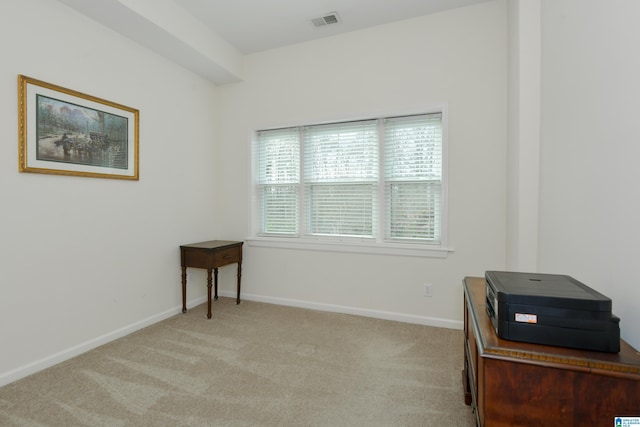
[254,112,444,248]
[304,120,378,237]
[384,114,442,242]
[256,128,299,235]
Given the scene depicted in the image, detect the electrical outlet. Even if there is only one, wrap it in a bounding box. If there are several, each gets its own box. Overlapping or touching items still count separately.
[424,283,433,297]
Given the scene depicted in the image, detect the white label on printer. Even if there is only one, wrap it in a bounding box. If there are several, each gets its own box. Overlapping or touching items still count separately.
[515,313,538,324]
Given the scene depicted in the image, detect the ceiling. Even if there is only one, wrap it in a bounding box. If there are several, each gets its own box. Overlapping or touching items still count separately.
[56,0,491,84]
[173,0,491,54]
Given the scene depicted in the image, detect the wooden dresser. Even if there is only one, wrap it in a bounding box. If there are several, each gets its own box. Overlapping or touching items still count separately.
[463,276,640,426]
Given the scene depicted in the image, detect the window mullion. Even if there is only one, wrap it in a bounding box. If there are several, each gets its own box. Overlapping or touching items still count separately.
[377,118,385,244]
[299,126,306,237]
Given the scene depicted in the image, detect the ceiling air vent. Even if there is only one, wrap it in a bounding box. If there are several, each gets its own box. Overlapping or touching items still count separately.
[311,12,340,27]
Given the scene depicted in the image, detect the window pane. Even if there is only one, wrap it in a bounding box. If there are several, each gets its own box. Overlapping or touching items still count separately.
[388,182,441,241]
[260,185,298,234]
[257,128,299,184]
[384,114,442,181]
[306,184,374,237]
[304,120,378,183]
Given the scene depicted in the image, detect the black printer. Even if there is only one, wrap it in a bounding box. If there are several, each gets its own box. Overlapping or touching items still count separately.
[485,271,620,352]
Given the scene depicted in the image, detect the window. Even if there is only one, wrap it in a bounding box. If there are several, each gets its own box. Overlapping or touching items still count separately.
[384,114,442,242]
[255,128,299,235]
[304,120,378,237]
[252,112,446,255]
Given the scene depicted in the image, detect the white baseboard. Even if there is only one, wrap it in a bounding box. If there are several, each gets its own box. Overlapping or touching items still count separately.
[1,293,460,388]
[219,290,463,330]
[0,296,206,388]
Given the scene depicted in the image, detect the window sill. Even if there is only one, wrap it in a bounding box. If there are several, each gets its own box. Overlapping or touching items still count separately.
[246,237,453,258]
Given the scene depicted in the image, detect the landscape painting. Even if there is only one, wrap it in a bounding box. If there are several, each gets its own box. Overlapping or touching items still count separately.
[18,75,139,180]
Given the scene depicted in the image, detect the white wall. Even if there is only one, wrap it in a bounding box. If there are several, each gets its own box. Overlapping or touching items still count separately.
[539,0,640,349]
[0,0,218,385]
[215,1,508,327]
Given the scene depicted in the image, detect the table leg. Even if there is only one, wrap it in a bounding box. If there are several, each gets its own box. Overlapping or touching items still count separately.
[181,266,187,313]
[207,268,213,319]
[214,268,219,300]
[236,261,242,304]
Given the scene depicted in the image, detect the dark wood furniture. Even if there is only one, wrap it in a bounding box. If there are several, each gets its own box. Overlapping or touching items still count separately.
[463,276,640,426]
[180,240,243,319]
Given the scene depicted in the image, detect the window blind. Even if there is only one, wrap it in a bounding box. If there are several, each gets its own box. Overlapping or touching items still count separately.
[254,112,444,246]
[303,120,378,237]
[256,128,300,235]
[384,113,442,242]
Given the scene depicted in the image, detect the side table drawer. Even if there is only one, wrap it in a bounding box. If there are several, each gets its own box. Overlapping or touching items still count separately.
[213,247,241,267]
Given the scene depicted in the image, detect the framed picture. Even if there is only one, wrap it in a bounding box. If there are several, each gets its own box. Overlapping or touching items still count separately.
[18,75,139,180]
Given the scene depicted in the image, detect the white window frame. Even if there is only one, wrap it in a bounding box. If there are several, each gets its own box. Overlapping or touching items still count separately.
[248,109,451,258]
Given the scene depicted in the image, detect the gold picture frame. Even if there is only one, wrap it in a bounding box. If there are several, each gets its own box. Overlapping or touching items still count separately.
[18,75,139,180]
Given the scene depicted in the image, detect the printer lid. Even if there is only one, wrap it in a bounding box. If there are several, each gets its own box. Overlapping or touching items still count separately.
[485,271,612,312]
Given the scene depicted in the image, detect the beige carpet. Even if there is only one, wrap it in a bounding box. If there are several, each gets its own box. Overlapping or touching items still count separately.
[0,298,476,426]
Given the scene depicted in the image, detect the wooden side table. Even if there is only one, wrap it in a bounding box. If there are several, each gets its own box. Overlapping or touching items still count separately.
[180,240,243,319]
